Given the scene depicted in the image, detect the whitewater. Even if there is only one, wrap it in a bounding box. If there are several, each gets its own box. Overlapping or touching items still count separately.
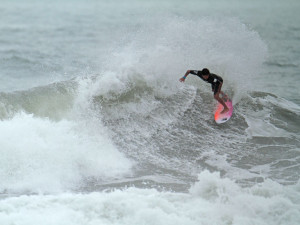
[0,0,300,224]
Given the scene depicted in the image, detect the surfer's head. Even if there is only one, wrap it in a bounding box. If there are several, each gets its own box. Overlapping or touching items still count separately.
[202,68,210,75]
[201,68,210,79]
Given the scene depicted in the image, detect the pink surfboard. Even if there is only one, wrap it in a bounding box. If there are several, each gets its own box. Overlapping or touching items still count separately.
[214,94,233,124]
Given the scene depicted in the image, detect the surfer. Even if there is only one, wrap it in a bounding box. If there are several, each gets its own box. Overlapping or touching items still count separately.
[179,68,229,114]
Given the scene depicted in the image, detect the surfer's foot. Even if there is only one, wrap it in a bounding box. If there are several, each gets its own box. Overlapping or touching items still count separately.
[221,108,229,114]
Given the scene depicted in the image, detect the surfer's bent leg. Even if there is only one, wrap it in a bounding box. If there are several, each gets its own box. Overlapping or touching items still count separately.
[214,83,229,114]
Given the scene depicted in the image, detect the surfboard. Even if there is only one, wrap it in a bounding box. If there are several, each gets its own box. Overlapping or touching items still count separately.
[214,94,233,124]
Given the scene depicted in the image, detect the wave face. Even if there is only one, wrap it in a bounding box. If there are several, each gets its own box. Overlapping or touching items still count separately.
[0,14,298,192]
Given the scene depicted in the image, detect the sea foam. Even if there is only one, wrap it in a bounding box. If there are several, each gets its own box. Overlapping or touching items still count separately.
[0,112,132,194]
[0,170,299,225]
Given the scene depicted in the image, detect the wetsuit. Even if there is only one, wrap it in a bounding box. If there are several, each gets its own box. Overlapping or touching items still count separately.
[189,70,223,95]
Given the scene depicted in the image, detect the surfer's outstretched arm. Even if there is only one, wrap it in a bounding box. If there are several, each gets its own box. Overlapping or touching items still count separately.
[179,70,191,82]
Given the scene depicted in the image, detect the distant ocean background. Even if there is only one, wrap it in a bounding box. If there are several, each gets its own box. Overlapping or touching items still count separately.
[0,0,299,224]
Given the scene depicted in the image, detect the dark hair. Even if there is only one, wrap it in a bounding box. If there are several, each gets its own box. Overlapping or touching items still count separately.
[202,68,210,75]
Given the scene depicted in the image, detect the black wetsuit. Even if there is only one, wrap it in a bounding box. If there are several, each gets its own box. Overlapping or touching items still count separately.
[189,70,223,95]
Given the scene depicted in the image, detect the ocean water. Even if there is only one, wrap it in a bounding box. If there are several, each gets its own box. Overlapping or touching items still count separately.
[0,0,300,224]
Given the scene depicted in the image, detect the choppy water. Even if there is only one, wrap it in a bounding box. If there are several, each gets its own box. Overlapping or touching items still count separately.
[0,0,300,224]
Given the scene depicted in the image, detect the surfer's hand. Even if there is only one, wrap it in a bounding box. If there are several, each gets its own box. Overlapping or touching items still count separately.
[179,77,186,82]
